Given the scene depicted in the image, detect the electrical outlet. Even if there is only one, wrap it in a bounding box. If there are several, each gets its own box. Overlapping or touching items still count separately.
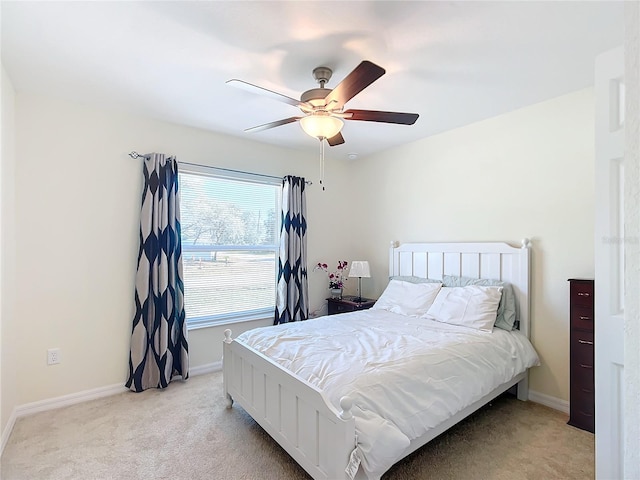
[47,348,61,365]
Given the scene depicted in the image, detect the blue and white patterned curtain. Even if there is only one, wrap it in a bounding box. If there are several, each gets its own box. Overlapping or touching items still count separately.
[274,176,309,324]
[126,153,189,392]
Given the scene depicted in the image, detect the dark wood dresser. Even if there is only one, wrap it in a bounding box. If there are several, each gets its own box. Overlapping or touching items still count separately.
[568,278,595,433]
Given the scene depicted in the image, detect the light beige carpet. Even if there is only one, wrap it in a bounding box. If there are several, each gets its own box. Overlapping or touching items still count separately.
[1,371,593,480]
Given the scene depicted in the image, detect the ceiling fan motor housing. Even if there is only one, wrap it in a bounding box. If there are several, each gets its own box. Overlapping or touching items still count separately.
[301,88,332,106]
[301,67,334,107]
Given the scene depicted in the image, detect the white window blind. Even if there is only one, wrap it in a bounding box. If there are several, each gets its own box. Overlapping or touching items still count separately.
[179,167,280,327]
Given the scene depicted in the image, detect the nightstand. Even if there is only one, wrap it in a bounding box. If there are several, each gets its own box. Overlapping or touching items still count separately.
[327,296,376,315]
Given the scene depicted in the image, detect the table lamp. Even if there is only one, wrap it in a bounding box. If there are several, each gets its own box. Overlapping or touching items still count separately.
[349,261,371,303]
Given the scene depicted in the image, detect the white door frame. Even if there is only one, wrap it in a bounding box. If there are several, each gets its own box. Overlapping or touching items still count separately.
[594,45,625,480]
[622,2,640,476]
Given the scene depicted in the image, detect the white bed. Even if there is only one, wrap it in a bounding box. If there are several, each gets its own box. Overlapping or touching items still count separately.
[223,240,538,479]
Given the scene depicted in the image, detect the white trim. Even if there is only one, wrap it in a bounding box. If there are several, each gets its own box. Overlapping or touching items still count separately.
[15,383,129,419]
[189,361,222,376]
[187,313,273,331]
[14,364,221,418]
[1,408,18,456]
[178,162,282,186]
[528,389,570,414]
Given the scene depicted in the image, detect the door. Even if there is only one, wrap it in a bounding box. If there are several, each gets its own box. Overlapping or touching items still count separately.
[594,46,624,479]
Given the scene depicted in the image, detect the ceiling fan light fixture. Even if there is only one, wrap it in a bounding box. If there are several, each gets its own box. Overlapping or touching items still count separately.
[300,114,344,140]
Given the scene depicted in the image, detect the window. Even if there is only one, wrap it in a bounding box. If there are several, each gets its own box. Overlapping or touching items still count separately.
[178,166,281,328]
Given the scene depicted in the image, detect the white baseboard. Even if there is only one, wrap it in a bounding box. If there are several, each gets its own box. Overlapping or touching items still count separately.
[0,361,223,456]
[16,382,130,419]
[1,408,18,456]
[528,389,570,414]
[14,362,222,419]
[189,360,222,376]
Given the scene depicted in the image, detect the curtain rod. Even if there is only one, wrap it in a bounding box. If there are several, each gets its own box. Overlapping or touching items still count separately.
[128,151,312,185]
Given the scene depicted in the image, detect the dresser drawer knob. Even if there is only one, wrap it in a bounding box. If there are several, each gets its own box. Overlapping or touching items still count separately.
[577,292,591,297]
[579,316,592,321]
[578,339,594,345]
[579,363,593,369]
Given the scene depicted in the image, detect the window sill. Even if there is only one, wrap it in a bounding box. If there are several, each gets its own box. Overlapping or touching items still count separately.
[186,311,273,331]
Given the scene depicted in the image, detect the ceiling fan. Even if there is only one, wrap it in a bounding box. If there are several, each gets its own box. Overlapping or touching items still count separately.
[227,60,419,146]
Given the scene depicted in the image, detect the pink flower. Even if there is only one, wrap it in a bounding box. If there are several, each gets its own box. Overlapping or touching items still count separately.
[314,261,349,289]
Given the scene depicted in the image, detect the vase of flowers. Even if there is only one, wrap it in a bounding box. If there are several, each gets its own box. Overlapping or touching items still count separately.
[314,260,348,299]
[329,287,341,299]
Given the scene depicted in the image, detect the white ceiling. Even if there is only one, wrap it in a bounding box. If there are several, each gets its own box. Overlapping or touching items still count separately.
[1,1,624,160]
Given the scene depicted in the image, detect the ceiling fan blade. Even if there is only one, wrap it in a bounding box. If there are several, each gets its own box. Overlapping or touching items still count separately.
[344,109,419,125]
[323,61,385,108]
[244,117,301,133]
[227,79,303,107]
[326,132,345,146]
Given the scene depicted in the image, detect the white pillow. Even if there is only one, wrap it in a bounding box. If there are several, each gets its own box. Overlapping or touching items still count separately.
[372,280,442,317]
[425,285,503,332]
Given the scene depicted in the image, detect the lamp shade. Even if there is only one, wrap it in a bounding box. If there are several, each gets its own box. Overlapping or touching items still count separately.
[349,261,371,278]
[300,114,344,139]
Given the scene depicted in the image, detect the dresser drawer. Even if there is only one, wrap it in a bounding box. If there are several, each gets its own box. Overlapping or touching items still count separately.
[571,306,594,331]
[571,362,594,390]
[570,331,594,365]
[569,371,595,433]
[569,372,595,429]
[570,281,594,307]
[569,406,595,433]
[328,301,353,315]
[571,380,595,399]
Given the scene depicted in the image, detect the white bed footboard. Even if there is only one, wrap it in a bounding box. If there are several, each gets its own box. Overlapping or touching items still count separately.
[223,330,356,480]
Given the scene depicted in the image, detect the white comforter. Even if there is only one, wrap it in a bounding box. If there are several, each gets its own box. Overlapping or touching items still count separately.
[236,309,540,478]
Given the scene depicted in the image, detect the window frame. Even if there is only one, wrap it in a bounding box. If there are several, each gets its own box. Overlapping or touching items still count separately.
[178,164,281,329]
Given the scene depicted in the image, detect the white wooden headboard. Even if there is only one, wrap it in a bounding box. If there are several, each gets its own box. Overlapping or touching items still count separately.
[389,240,532,338]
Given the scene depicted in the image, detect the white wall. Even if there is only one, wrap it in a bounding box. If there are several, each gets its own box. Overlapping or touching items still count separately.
[1,65,18,444]
[7,86,595,410]
[349,89,596,402]
[11,93,357,405]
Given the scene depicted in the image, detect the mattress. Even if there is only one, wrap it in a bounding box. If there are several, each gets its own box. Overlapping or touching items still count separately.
[236,309,540,478]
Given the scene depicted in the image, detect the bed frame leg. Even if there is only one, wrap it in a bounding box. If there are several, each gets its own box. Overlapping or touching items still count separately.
[223,329,234,408]
[517,375,529,401]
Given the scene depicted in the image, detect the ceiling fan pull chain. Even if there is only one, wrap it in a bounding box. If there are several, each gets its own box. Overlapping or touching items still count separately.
[319,139,325,191]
